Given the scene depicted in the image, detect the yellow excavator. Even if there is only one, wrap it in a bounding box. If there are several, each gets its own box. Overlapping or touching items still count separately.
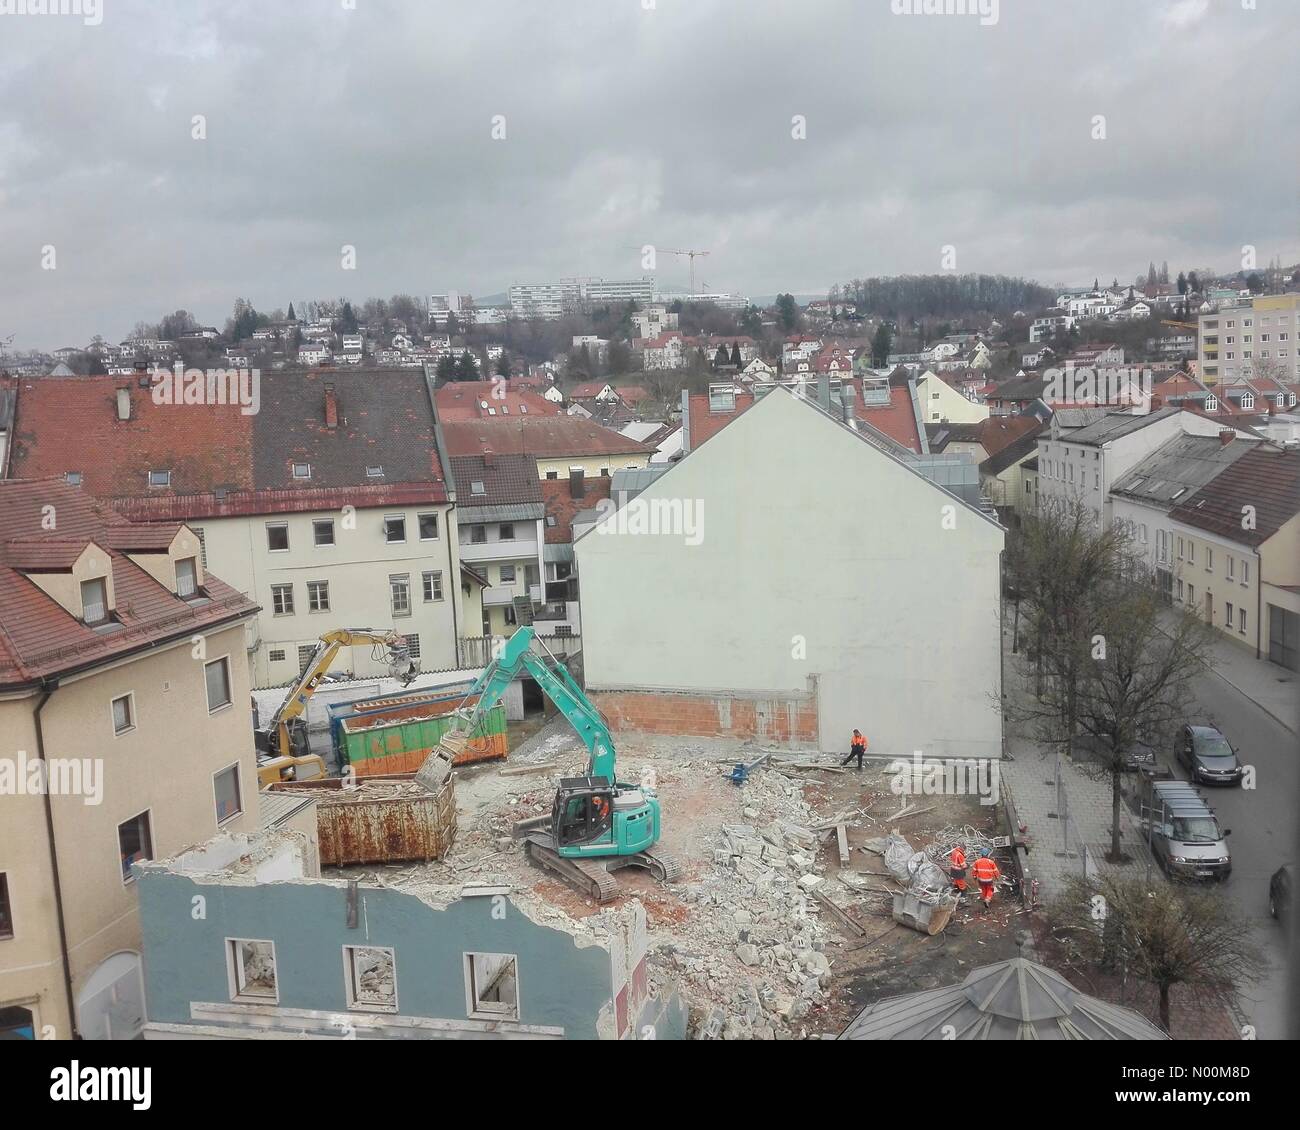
[255,628,418,786]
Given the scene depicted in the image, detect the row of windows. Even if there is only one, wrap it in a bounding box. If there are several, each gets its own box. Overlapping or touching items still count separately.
[222,939,519,1020]
[109,657,232,743]
[0,764,245,945]
[267,632,423,671]
[266,513,439,552]
[1174,538,1251,584]
[270,581,331,616]
[1175,580,1249,636]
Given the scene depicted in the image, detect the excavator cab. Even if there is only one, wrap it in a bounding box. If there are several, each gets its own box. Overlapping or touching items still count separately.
[553,778,615,847]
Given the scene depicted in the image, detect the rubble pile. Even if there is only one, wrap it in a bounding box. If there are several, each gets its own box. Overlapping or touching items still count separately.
[655,765,837,1040]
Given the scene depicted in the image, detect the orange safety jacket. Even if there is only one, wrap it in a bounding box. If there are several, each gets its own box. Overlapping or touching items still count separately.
[972,857,1000,884]
[948,848,967,877]
[851,733,867,753]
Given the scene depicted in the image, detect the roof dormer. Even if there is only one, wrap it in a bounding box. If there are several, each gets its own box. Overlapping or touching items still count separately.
[102,523,207,601]
[7,537,117,625]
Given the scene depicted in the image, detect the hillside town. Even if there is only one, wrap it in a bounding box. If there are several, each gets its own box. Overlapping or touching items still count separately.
[0,0,1296,1099]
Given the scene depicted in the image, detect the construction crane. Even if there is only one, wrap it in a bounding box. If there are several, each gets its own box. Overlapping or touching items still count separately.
[627,246,710,294]
[415,626,680,901]
[255,628,417,785]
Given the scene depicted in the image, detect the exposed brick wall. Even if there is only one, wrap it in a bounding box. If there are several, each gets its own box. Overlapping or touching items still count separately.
[589,688,819,746]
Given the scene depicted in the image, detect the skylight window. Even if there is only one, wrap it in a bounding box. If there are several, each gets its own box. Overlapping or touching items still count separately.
[470,480,486,495]
[366,466,384,478]
[65,471,82,485]
[148,469,171,487]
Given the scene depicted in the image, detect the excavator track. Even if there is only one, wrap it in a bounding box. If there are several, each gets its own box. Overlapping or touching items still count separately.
[523,835,620,903]
[641,850,683,883]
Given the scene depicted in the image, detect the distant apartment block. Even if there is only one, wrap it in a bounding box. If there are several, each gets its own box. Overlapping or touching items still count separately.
[1198,293,1300,386]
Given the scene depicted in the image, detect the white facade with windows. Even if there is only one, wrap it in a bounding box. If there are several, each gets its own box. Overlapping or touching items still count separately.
[188,502,461,686]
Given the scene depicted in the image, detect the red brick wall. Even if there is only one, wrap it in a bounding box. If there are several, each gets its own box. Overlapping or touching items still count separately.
[589,689,819,746]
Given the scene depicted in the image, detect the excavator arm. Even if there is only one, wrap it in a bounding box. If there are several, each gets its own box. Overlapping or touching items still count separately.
[266,628,416,756]
[416,626,616,789]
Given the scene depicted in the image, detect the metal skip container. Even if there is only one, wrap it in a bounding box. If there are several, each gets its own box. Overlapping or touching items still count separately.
[269,773,456,866]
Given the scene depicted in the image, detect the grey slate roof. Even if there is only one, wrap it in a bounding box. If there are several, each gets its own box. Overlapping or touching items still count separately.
[839,957,1167,1041]
[1110,433,1259,508]
[1063,406,1180,446]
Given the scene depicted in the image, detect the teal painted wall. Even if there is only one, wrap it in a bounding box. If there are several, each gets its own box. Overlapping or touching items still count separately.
[137,873,612,1038]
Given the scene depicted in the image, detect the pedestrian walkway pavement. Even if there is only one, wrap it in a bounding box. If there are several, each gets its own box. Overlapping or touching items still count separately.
[1192,617,1298,736]
[1000,624,1156,904]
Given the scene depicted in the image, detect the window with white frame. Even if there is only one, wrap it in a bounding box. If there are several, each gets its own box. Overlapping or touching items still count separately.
[1226,603,1234,629]
[464,953,519,1021]
[227,939,278,1002]
[313,519,335,547]
[111,693,135,736]
[384,516,406,543]
[418,513,439,541]
[1206,547,1213,571]
[344,946,397,1012]
[307,580,330,613]
[271,584,294,615]
[422,570,443,602]
[214,764,242,824]
[390,574,411,616]
[205,657,232,712]
[1239,608,1247,634]
[1226,556,1235,580]
[176,556,198,598]
[292,463,311,480]
[1242,561,1249,585]
[499,564,516,584]
[81,577,108,624]
[267,523,289,551]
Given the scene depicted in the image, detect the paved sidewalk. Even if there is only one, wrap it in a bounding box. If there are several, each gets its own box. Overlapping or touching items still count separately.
[1197,623,1298,736]
[1001,625,1155,903]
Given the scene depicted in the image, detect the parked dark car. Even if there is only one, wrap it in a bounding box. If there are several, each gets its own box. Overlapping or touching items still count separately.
[1270,865,1291,922]
[1176,724,1243,786]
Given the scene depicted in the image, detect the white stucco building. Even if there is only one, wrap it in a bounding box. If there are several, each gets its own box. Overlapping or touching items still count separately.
[575,387,1005,760]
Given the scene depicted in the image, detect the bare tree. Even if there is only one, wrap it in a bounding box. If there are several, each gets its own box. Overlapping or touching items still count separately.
[1005,497,1133,762]
[1051,874,1266,1033]
[1073,570,1213,860]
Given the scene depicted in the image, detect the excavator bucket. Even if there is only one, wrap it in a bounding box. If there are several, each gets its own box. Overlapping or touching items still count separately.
[414,731,466,792]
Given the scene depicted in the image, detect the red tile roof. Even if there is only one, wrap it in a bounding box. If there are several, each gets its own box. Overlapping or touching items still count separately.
[569,381,613,399]
[614,385,650,403]
[434,381,562,421]
[442,417,653,460]
[9,370,450,518]
[686,376,924,455]
[540,475,613,543]
[0,479,257,689]
[1168,445,1300,547]
[449,453,544,507]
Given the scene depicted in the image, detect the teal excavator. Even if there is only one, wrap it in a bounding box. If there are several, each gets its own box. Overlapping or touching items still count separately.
[415,626,680,901]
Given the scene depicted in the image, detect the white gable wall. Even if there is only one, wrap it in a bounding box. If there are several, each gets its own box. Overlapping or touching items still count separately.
[576,390,1005,759]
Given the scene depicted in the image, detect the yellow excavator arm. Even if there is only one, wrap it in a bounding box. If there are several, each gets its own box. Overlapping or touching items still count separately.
[260,629,417,778]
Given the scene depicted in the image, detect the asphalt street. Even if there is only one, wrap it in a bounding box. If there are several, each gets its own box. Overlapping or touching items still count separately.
[1174,667,1297,1040]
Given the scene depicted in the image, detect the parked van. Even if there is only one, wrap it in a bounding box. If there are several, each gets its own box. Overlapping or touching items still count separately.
[1137,771,1232,881]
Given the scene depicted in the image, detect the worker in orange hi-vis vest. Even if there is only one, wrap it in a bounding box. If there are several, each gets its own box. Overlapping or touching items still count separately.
[948,845,968,893]
[972,855,1001,907]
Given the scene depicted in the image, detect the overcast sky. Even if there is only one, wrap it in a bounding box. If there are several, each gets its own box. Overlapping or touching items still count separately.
[2,0,1296,350]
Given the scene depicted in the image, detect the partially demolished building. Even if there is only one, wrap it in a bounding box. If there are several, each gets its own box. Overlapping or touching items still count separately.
[136,828,686,1040]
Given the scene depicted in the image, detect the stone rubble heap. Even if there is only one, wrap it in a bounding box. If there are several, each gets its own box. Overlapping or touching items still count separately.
[654,766,837,1040]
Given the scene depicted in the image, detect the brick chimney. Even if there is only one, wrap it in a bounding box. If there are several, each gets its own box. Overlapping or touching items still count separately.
[324,383,338,428]
[569,465,585,498]
[1219,428,1235,446]
[1150,394,1162,411]
[482,448,494,468]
